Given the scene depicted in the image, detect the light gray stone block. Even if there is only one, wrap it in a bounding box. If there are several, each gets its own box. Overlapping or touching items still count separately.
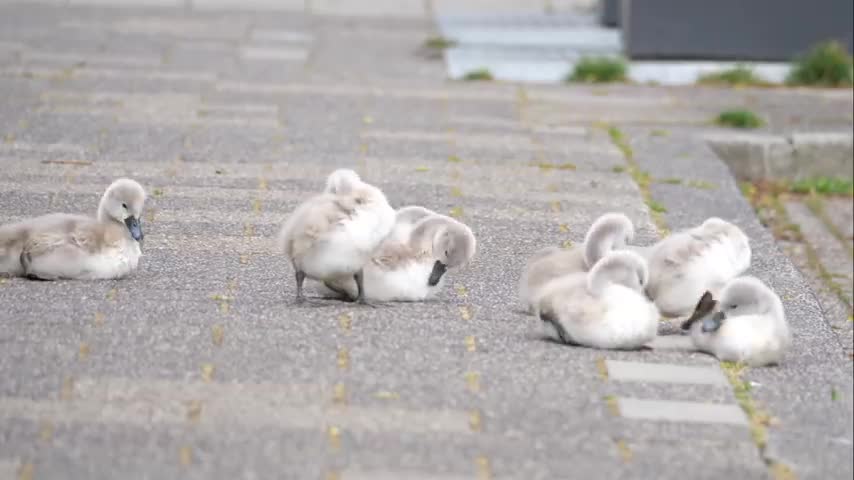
[617,397,749,425]
[605,360,728,386]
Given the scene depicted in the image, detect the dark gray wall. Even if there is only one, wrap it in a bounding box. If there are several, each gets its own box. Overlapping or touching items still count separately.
[600,0,620,27]
[622,0,854,60]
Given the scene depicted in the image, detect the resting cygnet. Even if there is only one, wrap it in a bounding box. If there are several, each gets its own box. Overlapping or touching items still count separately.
[684,277,791,366]
[645,217,751,318]
[535,250,659,350]
[519,212,635,314]
[278,169,395,304]
[0,178,146,280]
[322,214,476,302]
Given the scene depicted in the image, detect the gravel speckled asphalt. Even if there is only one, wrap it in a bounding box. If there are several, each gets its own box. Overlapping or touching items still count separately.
[0,1,852,479]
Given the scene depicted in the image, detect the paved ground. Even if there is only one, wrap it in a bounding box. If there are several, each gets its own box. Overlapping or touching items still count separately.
[0,1,852,479]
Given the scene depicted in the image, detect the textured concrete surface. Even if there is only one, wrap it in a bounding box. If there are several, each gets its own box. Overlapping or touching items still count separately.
[0,1,852,480]
[707,132,854,182]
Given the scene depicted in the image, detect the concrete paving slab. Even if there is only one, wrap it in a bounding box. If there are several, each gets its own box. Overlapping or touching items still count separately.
[605,360,729,386]
[617,398,749,426]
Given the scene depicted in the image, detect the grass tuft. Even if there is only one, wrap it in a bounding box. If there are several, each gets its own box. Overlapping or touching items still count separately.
[462,69,494,81]
[567,57,627,83]
[790,177,853,195]
[786,41,853,87]
[698,66,771,87]
[716,109,764,129]
[535,161,576,171]
[423,36,457,50]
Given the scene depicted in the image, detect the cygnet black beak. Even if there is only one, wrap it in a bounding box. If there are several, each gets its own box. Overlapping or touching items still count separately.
[701,311,726,333]
[427,260,447,286]
[124,216,144,242]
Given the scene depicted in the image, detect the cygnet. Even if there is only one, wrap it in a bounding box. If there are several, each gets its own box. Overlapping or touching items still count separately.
[321,213,476,302]
[0,178,146,280]
[534,250,659,350]
[278,169,395,304]
[519,212,635,313]
[645,217,751,317]
[685,276,791,366]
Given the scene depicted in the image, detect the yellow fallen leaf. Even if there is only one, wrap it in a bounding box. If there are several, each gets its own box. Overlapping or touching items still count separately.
[469,409,482,432]
[448,155,462,163]
[179,446,193,466]
[415,166,430,172]
[337,348,350,370]
[187,400,203,423]
[558,223,569,233]
[338,312,352,331]
[60,376,74,401]
[78,342,90,360]
[374,390,399,400]
[201,364,215,382]
[449,206,464,218]
[475,456,492,480]
[333,383,347,404]
[450,186,463,197]
[40,420,54,442]
[616,439,633,462]
[211,325,224,346]
[459,306,472,321]
[465,372,480,392]
[327,426,341,450]
[17,463,34,480]
[465,336,476,352]
[258,177,268,190]
[362,115,374,124]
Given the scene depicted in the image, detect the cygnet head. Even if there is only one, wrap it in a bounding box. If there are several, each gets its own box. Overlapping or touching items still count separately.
[719,275,782,315]
[583,212,634,267]
[411,217,476,287]
[587,250,648,295]
[325,168,395,218]
[97,178,146,242]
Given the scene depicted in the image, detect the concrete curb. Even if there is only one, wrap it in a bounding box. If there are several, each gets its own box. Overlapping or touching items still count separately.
[705,131,854,182]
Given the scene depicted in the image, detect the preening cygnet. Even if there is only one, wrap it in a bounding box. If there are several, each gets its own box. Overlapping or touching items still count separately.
[645,217,751,317]
[519,212,635,313]
[535,250,659,350]
[684,277,791,366]
[278,169,395,304]
[0,178,146,280]
[322,212,476,302]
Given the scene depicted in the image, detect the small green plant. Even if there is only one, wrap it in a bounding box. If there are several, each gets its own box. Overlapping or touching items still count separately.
[698,66,770,86]
[715,109,763,129]
[462,69,494,81]
[648,199,667,213]
[567,57,627,83]
[611,165,626,173]
[789,177,854,195]
[786,41,853,87]
[423,36,457,50]
[535,161,576,171]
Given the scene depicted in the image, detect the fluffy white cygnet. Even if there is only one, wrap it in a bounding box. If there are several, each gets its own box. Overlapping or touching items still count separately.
[278,169,395,304]
[0,178,146,280]
[645,217,751,317]
[321,211,476,302]
[519,212,635,313]
[534,250,659,350]
[685,276,791,367]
